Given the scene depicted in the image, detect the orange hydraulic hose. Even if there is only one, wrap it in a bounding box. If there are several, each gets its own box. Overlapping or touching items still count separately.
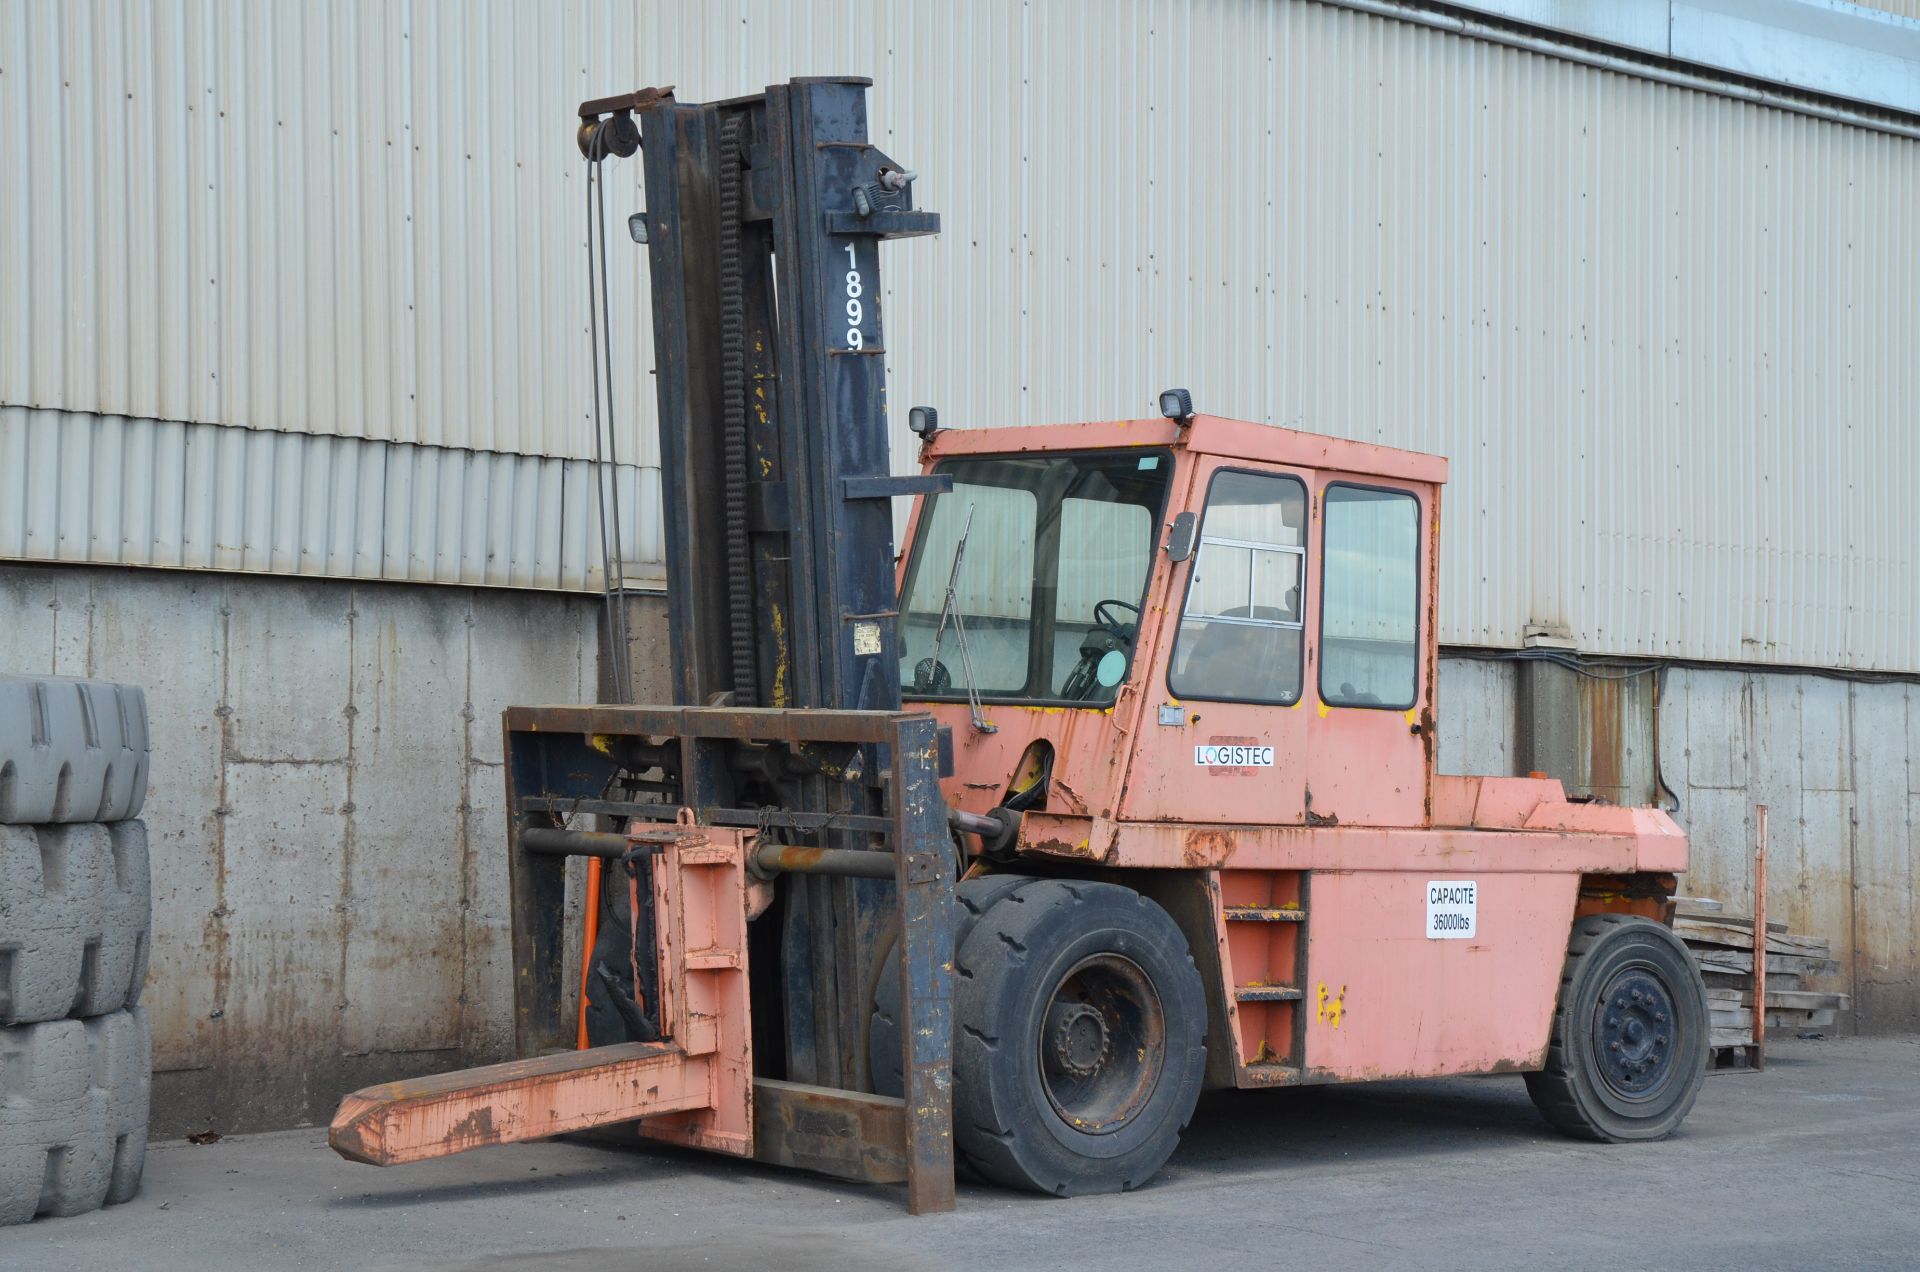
[576,857,603,1048]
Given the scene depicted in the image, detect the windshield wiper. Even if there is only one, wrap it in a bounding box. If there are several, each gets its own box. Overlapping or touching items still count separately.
[928,503,996,734]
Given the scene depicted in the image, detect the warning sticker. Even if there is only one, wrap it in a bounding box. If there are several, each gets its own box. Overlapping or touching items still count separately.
[1425,880,1477,939]
[852,622,883,656]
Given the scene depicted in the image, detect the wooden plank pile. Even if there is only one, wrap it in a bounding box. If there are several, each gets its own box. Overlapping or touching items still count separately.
[1674,899,1848,1053]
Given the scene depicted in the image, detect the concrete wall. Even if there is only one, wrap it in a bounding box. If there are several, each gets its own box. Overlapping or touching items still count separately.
[1661,666,1919,1033]
[1437,655,1920,1033]
[0,563,609,1136]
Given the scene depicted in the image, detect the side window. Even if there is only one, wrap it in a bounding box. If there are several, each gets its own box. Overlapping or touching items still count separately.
[1320,485,1419,709]
[1168,470,1307,704]
[1052,496,1153,698]
[899,479,1037,693]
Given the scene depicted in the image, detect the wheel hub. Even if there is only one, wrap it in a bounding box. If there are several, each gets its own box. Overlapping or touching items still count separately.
[1593,967,1678,1099]
[1045,1001,1112,1078]
[1036,953,1165,1135]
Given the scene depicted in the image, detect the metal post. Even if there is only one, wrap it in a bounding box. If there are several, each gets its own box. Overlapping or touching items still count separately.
[1752,805,1768,1071]
[891,714,956,1215]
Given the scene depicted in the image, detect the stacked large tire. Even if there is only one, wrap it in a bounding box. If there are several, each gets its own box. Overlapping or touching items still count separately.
[0,675,153,1225]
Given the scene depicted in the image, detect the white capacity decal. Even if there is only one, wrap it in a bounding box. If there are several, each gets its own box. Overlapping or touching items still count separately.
[1425,880,1477,939]
[1194,744,1275,768]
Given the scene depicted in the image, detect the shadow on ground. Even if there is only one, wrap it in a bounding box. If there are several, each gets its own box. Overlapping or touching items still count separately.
[337,1069,1574,1218]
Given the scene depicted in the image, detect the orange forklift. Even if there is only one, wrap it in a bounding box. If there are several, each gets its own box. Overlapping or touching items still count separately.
[330,79,1709,1212]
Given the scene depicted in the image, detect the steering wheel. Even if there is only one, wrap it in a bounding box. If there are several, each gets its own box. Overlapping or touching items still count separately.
[911,657,954,695]
[1092,598,1141,642]
[1059,599,1143,700]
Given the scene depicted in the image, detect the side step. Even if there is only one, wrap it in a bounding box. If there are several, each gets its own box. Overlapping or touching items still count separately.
[1233,983,1304,1003]
[1223,904,1306,922]
[330,1042,709,1166]
[1240,1062,1304,1086]
[1220,872,1310,1089]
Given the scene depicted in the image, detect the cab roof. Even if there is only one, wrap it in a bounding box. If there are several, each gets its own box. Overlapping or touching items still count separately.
[921,415,1448,486]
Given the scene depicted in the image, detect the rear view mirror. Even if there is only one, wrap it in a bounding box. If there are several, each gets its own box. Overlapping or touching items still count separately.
[1165,511,1198,562]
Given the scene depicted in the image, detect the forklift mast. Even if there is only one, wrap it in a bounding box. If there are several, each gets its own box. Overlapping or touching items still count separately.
[635,77,941,712]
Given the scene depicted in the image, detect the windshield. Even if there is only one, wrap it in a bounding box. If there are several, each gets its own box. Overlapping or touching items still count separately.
[899,451,1172,705]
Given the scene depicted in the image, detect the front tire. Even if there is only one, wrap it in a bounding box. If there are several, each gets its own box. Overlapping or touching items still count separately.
[869,873,1036,1099]
[1526,914,1709,1142]
[952,880,1206,1195]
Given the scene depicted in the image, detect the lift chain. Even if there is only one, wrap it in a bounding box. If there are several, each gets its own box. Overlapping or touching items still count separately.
[717,116,759,704]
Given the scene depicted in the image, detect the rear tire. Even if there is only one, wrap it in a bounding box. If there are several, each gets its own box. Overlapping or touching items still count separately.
[952,880,1205,1196]
[1526,914,1708,1142]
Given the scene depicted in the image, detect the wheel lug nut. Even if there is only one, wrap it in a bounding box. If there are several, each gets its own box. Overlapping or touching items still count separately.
[1610,1041,1621,1051]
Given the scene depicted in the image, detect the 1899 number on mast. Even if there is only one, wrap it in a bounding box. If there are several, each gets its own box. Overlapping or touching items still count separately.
[842,242,865,350]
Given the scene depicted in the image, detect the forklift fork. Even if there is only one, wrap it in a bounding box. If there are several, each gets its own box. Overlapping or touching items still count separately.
[330,709,957,1215]
[331,814,753,1165]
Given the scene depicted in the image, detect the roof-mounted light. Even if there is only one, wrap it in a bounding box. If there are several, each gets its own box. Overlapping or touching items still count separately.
[1158,388,1194,423]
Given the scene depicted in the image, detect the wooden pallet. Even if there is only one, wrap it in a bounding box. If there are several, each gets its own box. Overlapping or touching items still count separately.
[1676,870,1846,1073]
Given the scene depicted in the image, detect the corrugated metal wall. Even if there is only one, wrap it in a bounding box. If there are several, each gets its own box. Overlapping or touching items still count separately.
[1854,0,1920,19]
[4,1,1916,667]
[0,407,658,589]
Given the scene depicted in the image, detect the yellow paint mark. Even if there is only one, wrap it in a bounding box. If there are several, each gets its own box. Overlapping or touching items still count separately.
[1316,699,1330,719]
[588,734,616,757]
[1315,982,1347,1028]
[1404,708,1419,725]
[769,604,790,706]
[1010,744,1048,795]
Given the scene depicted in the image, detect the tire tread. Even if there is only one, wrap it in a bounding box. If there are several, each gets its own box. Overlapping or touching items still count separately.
[0,1008,149,1224]
[0,677,149,826]
[0,823,151,1026]
[951,879,1206,1196]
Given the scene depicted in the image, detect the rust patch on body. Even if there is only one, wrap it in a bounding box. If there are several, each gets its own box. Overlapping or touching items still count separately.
[1182,828,1235,868]
[1302,786,1339,827]
[1418,705,1437,819]
[1483,1052,1546,1075]
[1050,776,1090,816]
[449,1105,499,1145]
[1026,835,1099,861]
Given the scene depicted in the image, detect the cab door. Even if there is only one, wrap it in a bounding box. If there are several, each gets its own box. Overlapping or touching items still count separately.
[1301,477,1432,826]
[1119,458,1311,827]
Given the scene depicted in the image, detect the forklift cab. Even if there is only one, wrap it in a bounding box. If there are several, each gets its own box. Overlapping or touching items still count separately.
[898,413,1446,835]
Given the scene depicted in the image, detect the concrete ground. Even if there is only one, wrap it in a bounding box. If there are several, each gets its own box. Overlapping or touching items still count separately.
[4,1034,1915,1272]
